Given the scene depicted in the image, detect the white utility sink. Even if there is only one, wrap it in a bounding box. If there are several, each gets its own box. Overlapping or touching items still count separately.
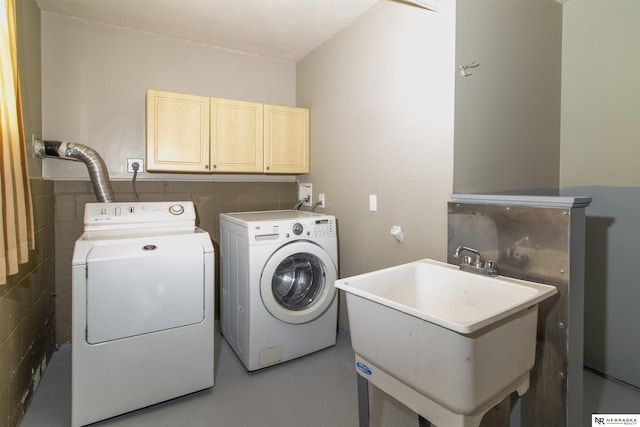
[335,258,557,427]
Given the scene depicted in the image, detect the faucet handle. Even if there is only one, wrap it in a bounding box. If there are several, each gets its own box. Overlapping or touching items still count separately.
[485,260,498,275]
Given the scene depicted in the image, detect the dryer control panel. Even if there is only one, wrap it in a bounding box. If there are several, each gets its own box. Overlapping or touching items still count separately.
[83,201,196,231]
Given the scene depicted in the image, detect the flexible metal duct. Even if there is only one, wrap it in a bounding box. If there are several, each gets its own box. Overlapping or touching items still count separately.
[34,139,116,203]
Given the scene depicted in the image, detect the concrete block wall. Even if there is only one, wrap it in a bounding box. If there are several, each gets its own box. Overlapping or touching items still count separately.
[0,179,56,427]
[53,180,298,344]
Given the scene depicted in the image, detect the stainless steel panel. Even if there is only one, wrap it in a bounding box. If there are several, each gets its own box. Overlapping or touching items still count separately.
[448,201,585,427]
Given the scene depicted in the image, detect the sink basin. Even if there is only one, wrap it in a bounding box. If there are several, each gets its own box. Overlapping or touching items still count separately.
[335,258,557,427]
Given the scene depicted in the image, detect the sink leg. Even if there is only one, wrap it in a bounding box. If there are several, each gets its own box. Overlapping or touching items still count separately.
[357,374,370,427]
[418,415,432,427]
[510,391,528,427]
[356,372,433,427]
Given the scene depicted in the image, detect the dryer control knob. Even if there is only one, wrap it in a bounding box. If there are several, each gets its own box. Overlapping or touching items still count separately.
[168,204,185,215]
[292,223,304,235]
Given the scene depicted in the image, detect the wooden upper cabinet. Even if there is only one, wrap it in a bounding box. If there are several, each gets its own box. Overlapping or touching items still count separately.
[264,105,309,174]
[210,98,264,173]
[146,89,211,173]
[146,89,309,174]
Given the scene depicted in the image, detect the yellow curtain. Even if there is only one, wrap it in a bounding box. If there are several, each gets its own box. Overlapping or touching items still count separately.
[0,0,35,285]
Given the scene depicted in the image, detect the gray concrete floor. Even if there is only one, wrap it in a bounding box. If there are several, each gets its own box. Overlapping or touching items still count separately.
[19,329,640,427]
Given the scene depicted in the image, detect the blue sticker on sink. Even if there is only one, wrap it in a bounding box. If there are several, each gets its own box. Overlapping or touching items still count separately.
[356,362,372,375]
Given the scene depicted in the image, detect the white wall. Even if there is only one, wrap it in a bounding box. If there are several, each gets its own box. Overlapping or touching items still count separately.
[454,0,562,194]
[560,0,640,387]
[40,13,296,181]
[17,0,42,178]
[560,0,640,189]
[297,1,456,330]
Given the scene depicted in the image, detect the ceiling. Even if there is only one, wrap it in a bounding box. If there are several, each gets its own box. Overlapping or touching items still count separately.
[35,0,382,62]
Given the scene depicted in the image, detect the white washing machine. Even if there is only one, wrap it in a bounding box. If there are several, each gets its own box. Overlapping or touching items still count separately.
[220,210,338,371]
[71,201,214,427]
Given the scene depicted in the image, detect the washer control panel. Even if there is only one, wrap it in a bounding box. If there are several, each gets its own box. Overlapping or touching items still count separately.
[84,201,196,231]
[250,216,336,242]
[311,218,334,238]
[292,223,304,235]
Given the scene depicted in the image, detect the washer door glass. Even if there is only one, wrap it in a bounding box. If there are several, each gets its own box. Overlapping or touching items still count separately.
[260,241,337,324]
[272,253,325,311]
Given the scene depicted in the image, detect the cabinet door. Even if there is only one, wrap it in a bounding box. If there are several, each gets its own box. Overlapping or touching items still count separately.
[210,98,264,173]
[264,105,309,174]
[146,89,210,172]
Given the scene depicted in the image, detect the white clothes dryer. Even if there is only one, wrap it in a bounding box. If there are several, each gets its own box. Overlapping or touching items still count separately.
[220,210,338,371]
[71,202,214,427]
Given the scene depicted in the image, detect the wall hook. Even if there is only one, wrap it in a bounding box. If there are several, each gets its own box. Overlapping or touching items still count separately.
[459,60,480,77]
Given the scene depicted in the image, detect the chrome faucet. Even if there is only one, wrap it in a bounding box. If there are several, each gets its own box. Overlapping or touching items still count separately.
[454,246,498,276]
[454,246,482,266]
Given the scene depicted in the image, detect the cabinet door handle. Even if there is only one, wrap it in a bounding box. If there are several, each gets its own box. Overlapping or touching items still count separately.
[266,166,270,171]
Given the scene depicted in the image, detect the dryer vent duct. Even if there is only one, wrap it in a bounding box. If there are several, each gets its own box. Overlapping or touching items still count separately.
[34,139,116,203]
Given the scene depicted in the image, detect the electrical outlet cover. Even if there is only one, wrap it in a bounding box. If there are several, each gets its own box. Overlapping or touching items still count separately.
[127,158,144,173]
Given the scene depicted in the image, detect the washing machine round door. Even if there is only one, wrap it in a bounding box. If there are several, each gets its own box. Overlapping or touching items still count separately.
[260,241,337,324]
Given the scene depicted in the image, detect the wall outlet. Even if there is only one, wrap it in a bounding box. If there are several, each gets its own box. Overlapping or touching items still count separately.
[318,193,325,209]
[127,158,144,173]
[298,183,312,207]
